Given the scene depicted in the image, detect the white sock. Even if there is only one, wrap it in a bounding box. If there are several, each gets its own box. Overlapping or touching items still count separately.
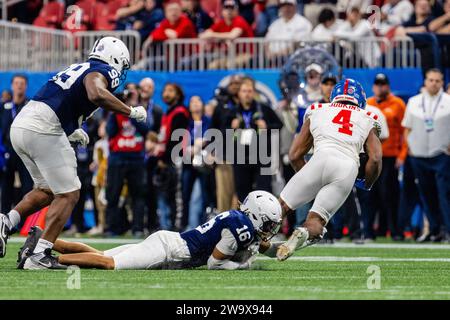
[34,239,53,254]
[6,210,21,229]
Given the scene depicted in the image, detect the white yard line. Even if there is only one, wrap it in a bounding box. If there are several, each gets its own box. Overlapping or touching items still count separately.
[327,243,450,250]
[255,256,450,262]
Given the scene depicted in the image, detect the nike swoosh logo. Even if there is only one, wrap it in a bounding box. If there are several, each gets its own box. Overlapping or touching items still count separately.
[39,260,53,268]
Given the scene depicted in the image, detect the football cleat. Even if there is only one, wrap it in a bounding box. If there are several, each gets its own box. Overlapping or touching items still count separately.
[17,226,43,269]
[0,213,12,258]
[276,227,309,261]
[23,248,67,270]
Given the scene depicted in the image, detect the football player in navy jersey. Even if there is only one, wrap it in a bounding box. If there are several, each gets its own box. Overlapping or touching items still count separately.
[0,37,148,269]
[19,191,284,270]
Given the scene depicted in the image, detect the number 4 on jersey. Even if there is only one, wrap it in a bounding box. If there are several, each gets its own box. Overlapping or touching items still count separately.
[332,109,353,136]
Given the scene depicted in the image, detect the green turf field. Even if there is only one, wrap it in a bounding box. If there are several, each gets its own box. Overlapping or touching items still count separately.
[1,238,450,300]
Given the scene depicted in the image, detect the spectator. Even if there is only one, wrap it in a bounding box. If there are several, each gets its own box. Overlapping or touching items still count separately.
[209,75,243,212]
[379,0,414,34]
[105,90,150,237]
[116,0,145,31]
[124,82,140,107]
[139,78,163,133]
[304,63,324,104]
[402,68,450,242]
[181,96,211,230]
[303,0,337,27]
[236,0,257,25]
[156,83,189,230]
[395,0,435,36]
[255,0,280,36]
[231,77,283,202]
[148,1,197,42]
[88,120,109,236]
[336,0,371,15]
[139,77,164,233]
[181,0,214,33]
[311,7,344,41]
[200,0,255,38]
[318,73,337,103]
[265,0,313,59]
[359,74,406,240]
[431,0,445,18]
[1,75,33,214]
[429,0,450,34]
[1,90,12,105]
[334,6,381,68]
[199,0,254,69]
[132,0,165,40]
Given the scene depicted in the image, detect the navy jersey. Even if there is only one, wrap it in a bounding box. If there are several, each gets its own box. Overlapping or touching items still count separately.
[180,210,256,267]
[33,59,120,135]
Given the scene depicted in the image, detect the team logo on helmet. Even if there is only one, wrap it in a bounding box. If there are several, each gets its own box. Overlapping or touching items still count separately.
[347,87,354,94]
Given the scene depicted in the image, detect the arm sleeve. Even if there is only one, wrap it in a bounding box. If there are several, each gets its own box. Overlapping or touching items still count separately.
[215,229,239,256]
[207,255,250,270]
[206,229,250,270]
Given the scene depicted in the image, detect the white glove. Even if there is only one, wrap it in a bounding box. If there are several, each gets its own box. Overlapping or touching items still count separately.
[68,128,89,147]
[129,106,147,122]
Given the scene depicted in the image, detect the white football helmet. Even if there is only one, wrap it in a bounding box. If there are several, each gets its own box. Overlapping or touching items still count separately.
[88,36,130,76]
[240,190,282,241]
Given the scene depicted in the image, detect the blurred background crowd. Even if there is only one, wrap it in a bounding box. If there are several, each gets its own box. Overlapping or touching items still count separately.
[0,0,449,243]
[1,66,449,242]
[4,0,450,69]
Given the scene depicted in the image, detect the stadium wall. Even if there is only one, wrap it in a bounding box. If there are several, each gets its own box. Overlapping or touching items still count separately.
[0,68,424,108]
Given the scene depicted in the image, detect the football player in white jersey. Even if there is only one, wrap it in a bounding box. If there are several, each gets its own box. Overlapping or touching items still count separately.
[277,79,383,261]
[18,191,285,270]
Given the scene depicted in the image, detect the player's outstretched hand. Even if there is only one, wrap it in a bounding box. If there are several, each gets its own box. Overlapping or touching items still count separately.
[68,128,90,148]
[129,106,147,122]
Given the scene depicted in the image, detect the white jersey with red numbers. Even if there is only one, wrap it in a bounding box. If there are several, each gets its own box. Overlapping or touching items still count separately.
[280,101,381,222]
[305,102,380,164]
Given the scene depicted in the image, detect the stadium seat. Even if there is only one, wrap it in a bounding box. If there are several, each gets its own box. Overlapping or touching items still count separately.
[32,0,65,29]
[93,0,130,31]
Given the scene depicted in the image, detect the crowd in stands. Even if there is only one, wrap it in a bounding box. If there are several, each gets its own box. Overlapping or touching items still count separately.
[6,0,450,40]
[5,0,450,70]
[1,68,449,242]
